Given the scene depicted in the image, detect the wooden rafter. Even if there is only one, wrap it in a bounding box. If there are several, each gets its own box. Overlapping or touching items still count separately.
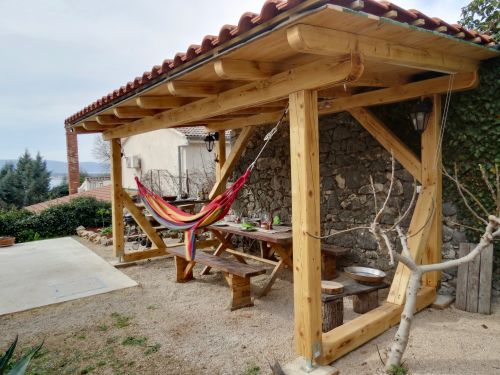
[82,121,114,131]
[97,115,133,126]
[103,56,364,140]
[167,81,230,97]
[136,96,191,109]
[349,108,422,182]
[287,24,479,73]
[114,107,157,119]
[209,127,255,199]
[214,59,277,81]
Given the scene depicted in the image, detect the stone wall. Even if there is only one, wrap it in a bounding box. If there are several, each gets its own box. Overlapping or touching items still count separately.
[231,112,499,296]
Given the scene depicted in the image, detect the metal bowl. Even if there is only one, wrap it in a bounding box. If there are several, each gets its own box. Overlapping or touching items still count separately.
[344,266,386,285]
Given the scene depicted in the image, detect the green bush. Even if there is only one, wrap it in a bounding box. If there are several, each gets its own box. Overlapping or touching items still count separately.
[0,197,112,242]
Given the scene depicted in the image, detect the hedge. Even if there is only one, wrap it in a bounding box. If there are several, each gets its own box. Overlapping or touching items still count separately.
[0,197,112,242]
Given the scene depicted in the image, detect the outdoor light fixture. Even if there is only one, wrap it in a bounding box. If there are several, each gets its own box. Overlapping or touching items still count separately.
[410,97,433,133]
[204,132,219,152]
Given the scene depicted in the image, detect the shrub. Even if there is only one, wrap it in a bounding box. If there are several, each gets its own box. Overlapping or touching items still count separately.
[0,197,112,242]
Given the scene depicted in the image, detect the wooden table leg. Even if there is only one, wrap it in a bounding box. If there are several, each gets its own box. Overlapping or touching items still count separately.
[259,259,285,297]
[200,231,232,275]
[322,253,337,280]
[224,273,254,310]
[175,256,194,283]
[353,290,379,314]
[322,298,344,332]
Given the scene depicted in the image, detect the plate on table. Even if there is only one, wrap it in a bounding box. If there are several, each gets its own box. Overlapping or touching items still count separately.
[344,266,386,285]
[213,221,228,227]
[240,227,257,232]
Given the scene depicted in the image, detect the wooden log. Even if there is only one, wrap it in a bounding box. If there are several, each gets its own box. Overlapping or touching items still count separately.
[322,299,344,332]
[224,273,254,310]
[322,253,337,280]
[478,244,494,314]
[353,291,379,314]
[321,281,344,295]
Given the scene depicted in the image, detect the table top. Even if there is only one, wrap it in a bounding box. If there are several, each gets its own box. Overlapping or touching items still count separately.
[207,223,293,246]
[322,278,390,302]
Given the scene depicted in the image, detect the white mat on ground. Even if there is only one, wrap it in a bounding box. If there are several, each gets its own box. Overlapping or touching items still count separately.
[0,237,137,316]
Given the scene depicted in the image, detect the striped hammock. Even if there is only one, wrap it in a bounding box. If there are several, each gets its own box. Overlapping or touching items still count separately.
[135,168,251,261]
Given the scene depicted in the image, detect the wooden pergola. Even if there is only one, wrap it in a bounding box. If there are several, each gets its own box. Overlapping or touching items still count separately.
[65,1,499,366]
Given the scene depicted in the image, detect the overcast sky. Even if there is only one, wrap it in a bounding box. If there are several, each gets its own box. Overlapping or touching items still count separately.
[0,0,469,162]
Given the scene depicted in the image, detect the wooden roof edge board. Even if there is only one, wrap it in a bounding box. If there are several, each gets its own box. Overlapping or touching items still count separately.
[287,23,479,74]
[320,71,478,113]
[102,55,365,140]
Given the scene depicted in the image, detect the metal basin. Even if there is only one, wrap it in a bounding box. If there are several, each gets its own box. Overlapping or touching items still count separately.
[344,266,386,285]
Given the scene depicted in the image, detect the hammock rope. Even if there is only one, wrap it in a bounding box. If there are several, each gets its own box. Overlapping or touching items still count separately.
[135,105,289,260]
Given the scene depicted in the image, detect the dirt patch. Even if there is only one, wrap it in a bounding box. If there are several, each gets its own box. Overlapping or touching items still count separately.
[1,237,499,374]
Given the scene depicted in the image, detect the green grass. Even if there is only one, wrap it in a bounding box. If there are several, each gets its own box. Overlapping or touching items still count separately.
[111,312,132,328]
[80,365,95,374]
[144,344,161,356]
[121,336,147,347]
[97,325,108,332]
[387,364,408,375]
[242,363,260,375]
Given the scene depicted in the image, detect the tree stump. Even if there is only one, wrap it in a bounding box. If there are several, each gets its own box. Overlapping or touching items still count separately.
[322,299,344,332]
[352,291,379,314]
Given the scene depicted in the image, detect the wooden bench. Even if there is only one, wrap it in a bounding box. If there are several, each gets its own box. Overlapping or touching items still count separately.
[321,245,349,280]
[168,246,267,310]
[321,278,389,332]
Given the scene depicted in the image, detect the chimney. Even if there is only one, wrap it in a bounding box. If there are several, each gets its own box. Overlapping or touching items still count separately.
[66,129,80,195]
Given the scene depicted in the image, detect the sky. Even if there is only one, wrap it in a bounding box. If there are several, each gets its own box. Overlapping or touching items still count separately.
[0,0,470,162]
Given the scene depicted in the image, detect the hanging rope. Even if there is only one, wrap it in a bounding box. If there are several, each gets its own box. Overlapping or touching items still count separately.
[434,73,455,169]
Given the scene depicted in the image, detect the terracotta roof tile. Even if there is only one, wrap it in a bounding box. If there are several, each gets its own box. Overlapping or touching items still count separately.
[25,185,112,214]
[65,0,497,126]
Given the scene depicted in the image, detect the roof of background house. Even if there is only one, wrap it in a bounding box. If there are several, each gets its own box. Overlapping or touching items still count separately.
[65,0,497,126]
[25,185,112,214]
[174,127,232,139]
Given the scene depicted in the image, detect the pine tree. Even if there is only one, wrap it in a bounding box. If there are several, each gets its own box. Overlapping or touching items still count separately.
[0,164,23,208]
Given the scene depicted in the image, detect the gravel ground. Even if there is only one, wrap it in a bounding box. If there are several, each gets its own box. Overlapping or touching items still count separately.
[1,237,499,375]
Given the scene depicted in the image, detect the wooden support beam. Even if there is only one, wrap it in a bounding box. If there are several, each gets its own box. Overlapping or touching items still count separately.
[206,111,283,132]
[213,131,227,197]
[422,94,443,287]
[352,71,409,87]
[136,96,191,109]
[103,56,364,140]
[209,127,254,199]
[82,121,114,131]
[289,90,322,361]
[319,287,435,364]
[122,193,166,251]
[349,108,422,183]
[287,24,478,73]
[122,248,171,263]
[319,71,478,114]
[214,59,276,81]
[97,115,133,125]
[114,107,157,119]
[111,139,125,258]
[387,185,436,304]
[167,81,226,97]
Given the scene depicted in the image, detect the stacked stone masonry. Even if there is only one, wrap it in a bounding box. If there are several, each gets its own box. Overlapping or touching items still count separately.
[230,113,499,297]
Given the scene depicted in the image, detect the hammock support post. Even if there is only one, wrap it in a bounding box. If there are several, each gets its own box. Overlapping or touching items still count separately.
[111,138,125,259]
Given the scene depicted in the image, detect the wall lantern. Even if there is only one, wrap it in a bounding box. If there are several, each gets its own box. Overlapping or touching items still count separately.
[204,132,219,152]
[410,98,433,133]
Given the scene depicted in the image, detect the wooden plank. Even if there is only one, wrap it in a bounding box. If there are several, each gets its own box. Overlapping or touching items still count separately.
[467,244,481,313]
[111,139,124,258]
[114,107,157,118]
[225,248,279,266]
[214,59,276,81]
[319,287,435,364]
[422,94,443,287]
[167,81,228,97]
[167,246,266,278]
[102,56,364,140]
[455,243,470,311]
[319,72,478,114]
[287,24,478,73]
[82,121,113,131]
[289,89,322,361]
[136,96,191,109]
[387,185,436,305]
[209,127,254,199]
[122,193,166,250]
[206,111,283,131]
[349,107,422,183]
[478,244,494,314]
[122,248,171,262]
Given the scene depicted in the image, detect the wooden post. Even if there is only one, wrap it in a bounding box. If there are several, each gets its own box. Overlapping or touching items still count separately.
[111,138,125,258]
[213,131,227,197]
[422,94,442,287]
[289,90,322,362]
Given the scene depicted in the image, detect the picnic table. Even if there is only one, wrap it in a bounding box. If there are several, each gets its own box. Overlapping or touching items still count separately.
[205,222,293,296]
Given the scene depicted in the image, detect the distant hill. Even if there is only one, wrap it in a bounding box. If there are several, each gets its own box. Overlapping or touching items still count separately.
[0,160,109,175]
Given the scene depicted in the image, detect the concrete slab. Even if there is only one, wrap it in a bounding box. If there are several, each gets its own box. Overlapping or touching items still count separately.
[283,358,339,375]
[0,237,137,316]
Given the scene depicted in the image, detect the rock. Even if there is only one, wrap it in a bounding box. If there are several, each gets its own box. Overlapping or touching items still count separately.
[345,170,364,189]
[335,174,346,189]
[451,231,467,246]
[443,202,458,216]
[358,183,384,195]
[442,243,456,259]
[333,124,351,140]
[442,225,454,242]
[322,176,335,190]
